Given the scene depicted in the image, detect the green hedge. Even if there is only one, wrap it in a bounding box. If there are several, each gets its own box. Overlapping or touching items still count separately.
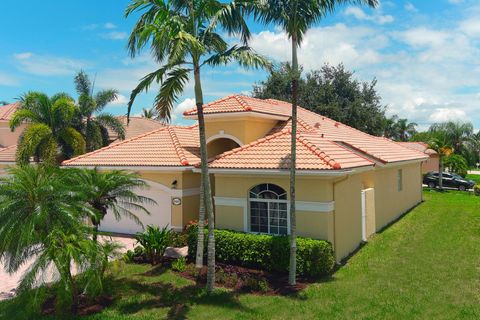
[187,227,335,277]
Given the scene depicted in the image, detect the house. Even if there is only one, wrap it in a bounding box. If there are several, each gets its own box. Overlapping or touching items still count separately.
[62,95,428,262]
[398,142,438,173]
[0,103,24,149]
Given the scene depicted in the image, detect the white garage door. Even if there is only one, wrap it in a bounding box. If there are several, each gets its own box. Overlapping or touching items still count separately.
[99,180,172,235]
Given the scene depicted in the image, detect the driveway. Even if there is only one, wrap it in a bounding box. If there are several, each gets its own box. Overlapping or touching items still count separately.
[0,235,136,300]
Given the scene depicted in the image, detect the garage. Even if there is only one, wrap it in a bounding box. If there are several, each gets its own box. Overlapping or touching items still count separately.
[99,180,172,235]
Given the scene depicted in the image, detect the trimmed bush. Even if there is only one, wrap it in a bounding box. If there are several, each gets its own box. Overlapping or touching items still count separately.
[187,227,335,277]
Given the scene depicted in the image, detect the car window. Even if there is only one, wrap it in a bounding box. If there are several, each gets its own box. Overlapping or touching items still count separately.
[443,174,452,179]
[452,174,462,179]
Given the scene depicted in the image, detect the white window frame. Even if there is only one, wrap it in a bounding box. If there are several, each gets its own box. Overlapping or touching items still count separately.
[248,184,290,235]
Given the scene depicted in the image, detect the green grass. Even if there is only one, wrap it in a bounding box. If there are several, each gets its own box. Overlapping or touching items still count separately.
[466,174,480,184]
[2,191,480,319]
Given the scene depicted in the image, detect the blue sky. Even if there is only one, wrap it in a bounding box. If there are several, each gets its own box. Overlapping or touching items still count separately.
[0,0,478,129]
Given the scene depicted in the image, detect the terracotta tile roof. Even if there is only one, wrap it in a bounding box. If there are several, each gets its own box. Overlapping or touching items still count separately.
[207,129,374,170]
[108,116,165,141]
[397,142,437,155]
[0,103,19,121]
[0,145,17,163]
[62,125,199,167]
[183,95,291,118]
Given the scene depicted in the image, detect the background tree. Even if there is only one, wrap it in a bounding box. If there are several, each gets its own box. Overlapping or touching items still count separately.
[74,71,126,152]
[0,101,9,106]
[141,107,158,119]
[392,118,417,141]
[67,167,154,242]
[252,0,377,286]
[9,92,86,165]
[253,63,386,135]
[428,131,453,190]
[125,0,270,293]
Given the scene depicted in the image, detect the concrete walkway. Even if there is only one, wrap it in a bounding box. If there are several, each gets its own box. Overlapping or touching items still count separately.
[0,235,136,300]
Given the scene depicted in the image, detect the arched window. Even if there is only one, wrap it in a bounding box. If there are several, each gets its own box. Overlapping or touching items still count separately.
[249,184,288,235]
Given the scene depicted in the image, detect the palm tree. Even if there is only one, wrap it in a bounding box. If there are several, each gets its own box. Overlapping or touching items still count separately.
[0,165,119,315]
[125,0,270,293]
[428,131,453,190]
[142,107,158,119]
[430,121,473,154]
[252,0,378,285]
[394,118,417,141]
[9,92,86,165]
[67,167,155,242]
[74,71,126,152]
[382,115,398,139]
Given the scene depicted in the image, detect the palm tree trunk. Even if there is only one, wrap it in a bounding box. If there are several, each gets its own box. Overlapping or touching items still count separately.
[439,155,444,190]
[288,35,298,286]
[195,183,206,268]
[193,60,216,293]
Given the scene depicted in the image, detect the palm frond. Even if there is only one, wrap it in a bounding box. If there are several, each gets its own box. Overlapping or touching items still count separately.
[94,113,126,140]
[154,67,191,122]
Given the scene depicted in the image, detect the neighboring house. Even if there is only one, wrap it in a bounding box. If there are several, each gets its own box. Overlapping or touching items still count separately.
[107,116,164,142]
[0,103,25,149]
[398,142,439,173]
[62,95,428,262]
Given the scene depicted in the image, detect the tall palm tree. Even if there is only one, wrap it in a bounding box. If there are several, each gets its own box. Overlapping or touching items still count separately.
[74,71,126,152]
[67,167,155,242]
[382,115,398,139]
[9,92,86,166]
[394,118,417,141]
[430,121,473,154]
[125,0,270,293]
[142,107,158,119]
[428,131,453,190]
[253,0,378,285]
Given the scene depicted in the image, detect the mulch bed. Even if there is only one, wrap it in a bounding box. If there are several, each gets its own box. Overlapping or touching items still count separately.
[41,295,113,316]
[177,262,311,295]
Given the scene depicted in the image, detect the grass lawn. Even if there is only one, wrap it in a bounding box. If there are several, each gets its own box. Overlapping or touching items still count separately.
[2,190,480,319]
[466,173,480,184]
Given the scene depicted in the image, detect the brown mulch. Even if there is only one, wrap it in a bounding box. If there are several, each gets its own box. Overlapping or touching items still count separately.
[178,262,311,295]
[41,295,113,316]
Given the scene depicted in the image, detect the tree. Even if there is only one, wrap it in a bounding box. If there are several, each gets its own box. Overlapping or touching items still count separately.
[252,0,378,286]
[444,154,468,177]
[9,92,86,165]
[430,121,473,155]
[74,71,126,152]
[67,167,155,242]
[142,107,158,119]
[393,118,417,142]
[253,63,387,135]
[125,0,270,293]
[0,101,9,106]
[428,131,453,190]
[0,165,120,315]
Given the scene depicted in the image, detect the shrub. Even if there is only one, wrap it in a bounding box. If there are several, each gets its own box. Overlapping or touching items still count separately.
[474,184,480,196]
[135,225,173,265]
[241,276,270,293]
[171,257,187,272]
[170,231,189,247]
[187,228,335,278]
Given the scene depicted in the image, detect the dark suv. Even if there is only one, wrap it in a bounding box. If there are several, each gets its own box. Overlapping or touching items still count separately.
[423,171,475,191]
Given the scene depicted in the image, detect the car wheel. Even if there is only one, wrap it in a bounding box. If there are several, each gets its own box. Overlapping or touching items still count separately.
[458,185,466,191]
[428,182,436,189]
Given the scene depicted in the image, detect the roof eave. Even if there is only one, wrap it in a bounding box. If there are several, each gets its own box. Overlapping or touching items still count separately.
[195,165,374,176]
[183,111,290,121]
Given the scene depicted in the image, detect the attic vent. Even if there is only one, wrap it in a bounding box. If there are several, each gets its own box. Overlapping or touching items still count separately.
[321,133,324,138]
[334,122,339,127]
[314,122,321,128]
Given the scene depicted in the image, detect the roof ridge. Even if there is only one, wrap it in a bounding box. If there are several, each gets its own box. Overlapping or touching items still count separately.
[233,95,252,111]
[0,144,17,152]
[296,134,341,169]
[183,96,237,116]
[167,127,190,166]
[62,126,171,165]
[0,102,19,121]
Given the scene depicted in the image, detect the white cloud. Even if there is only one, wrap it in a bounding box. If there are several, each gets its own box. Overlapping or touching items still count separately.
[429,108,467,122]
[109,94,129,106]
[344,6,394,25]
[448,0,464,4]
[395,27,449,47]
[101,31,128,40]
[104,22,117,29]
[459,18,480,36]
[171,98,196,122]
[0,72,19,86]
[404,3,418,12]
[13,52,89,76]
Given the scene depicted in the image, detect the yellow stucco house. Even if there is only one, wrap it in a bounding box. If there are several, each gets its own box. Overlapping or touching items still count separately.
[61,95,428,262]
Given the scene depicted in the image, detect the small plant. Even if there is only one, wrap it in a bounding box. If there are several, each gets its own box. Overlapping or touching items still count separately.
[216,267,239,287]
[170,231,189,247]
[474,184,480,196]
[135,225,173,265]
[171,257,187,272]
[241,276,270,293]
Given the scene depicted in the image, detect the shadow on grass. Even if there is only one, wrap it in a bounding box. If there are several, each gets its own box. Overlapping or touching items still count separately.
[111,276,251,318]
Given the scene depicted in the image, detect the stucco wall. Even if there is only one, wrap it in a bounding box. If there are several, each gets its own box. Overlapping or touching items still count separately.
[422,155,439,173]
[205,117,278,145]
[0,122,25,147]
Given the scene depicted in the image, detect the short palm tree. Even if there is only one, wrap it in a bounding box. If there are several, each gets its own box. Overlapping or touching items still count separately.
[0,165,119,315]
[74,71,126,152]
[67,167,155,241]
[142,107,158,119]
[9,92,86,165]
[428,131,453,190]
[394,118,417,141]
[252,0,378,285]
[125,0,270,293]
